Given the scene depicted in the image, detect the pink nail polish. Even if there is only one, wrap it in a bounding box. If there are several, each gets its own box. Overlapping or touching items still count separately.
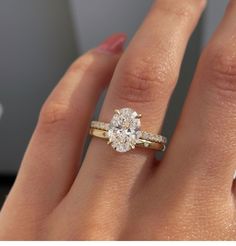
[97,33,126,54]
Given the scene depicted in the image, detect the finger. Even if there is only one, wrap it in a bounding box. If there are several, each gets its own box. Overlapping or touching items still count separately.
[160,0,236,198]
[85,0,205,181]
[60,0,206,238]
[1,34,125,217]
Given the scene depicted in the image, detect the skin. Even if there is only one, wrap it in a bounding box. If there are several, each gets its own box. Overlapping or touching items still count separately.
[1,0,236,240]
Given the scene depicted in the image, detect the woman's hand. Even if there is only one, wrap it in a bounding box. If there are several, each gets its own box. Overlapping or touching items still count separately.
[1,0,236,240]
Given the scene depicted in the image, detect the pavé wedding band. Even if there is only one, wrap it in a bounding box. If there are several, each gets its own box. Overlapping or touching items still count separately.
[89,108,167,153]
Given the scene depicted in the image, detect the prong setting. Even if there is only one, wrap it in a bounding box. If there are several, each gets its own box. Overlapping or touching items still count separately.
[114,109,120,115]
[130,144,135,149]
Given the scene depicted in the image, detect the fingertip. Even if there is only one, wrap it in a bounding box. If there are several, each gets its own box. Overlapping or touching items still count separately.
[96,33,127,54]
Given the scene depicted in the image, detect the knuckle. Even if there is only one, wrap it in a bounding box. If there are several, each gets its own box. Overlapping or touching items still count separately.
[38,102,74,128]
[169,6,193,19]
[202,46,236,96]
[115,58,175,103]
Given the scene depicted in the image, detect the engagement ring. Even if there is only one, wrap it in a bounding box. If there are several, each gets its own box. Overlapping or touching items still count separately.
[90,108,167,153]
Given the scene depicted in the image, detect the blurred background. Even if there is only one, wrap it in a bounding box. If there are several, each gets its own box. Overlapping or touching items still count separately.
[0,0,228,207]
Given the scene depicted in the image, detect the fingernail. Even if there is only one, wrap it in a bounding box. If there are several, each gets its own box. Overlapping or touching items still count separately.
[97,33,126,54]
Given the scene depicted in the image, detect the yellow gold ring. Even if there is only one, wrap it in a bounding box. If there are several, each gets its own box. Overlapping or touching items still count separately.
[89,108,167,153]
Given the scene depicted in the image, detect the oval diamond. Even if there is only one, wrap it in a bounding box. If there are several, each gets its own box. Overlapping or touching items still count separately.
[108,108,141,152]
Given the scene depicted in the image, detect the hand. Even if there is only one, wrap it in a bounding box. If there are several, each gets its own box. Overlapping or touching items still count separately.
[1,0,236,240]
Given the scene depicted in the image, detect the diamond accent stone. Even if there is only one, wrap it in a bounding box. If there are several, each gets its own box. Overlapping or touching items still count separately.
[140,131,167,144]
[108,108,141,153]
[91,121,109,131]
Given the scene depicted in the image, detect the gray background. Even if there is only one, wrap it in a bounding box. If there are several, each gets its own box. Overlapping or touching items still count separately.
[0,0,78,173]
[0,0,228,173]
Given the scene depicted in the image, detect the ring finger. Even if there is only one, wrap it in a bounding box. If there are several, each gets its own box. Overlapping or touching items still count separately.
[60,0,206,239]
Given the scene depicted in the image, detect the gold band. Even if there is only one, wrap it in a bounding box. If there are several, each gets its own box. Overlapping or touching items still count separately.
[89,127,166,152]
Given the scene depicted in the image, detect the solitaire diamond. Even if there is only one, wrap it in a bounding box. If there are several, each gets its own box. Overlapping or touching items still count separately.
[108,108,141,152]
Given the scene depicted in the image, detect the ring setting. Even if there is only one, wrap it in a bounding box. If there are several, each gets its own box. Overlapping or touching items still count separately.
[90,108,167,153]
